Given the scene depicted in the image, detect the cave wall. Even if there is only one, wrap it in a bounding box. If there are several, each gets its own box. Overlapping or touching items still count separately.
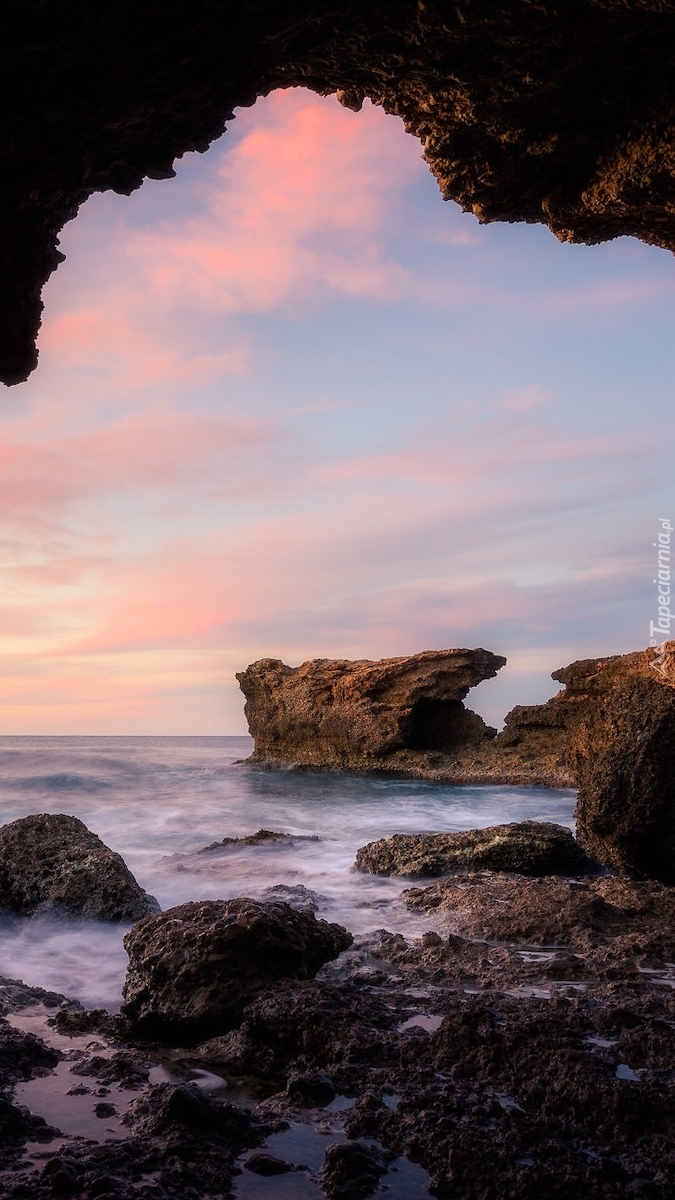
[3,0,675,385]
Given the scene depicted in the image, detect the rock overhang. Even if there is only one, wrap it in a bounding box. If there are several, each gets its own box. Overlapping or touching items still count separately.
[4,0,675,385]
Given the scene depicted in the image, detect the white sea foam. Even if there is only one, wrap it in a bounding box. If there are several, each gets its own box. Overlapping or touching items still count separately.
[0,736,576,1010]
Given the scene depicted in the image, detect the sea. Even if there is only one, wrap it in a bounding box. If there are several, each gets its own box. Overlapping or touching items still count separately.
[0,736,576,1011]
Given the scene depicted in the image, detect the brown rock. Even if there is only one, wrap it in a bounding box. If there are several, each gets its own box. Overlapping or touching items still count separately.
[354,821,597,878]
[0,813,159,921]
[570,647,675,882]
[403,872,675,958]
[5,4,675,384]
[236,648,505,772]
[121,898,353,1037]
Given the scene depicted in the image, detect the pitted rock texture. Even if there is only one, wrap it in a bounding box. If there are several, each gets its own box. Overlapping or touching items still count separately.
[0,813,159,921]
[237,648,505,772]
[5,2,675,384]
[121,897,353,1036]
[570,647,675,883]
[355,820,598,878]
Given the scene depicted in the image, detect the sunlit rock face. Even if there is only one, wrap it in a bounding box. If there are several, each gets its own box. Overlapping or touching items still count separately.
[4,0,675,384]
[236,648,506,772]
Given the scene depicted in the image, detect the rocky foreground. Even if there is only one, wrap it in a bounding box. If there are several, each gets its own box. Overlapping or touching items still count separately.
[1,648,674,1198]
[1,815,675,1198]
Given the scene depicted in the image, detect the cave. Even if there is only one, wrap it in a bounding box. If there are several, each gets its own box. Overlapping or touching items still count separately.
[407,696,494,752]
[3,1,675,387]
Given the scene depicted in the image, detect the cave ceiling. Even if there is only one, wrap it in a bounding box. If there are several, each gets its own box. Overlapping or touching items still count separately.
[3,0,675,385]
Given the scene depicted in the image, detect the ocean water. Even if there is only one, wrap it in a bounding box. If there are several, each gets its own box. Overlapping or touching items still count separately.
[0,736,576,1010]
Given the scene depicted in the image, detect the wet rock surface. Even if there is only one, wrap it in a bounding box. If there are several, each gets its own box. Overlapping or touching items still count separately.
[3,864,675,1198]
[0,814,159,921]
[6,2,675,385]
[121,897,353,1037]
[355,820,598,877]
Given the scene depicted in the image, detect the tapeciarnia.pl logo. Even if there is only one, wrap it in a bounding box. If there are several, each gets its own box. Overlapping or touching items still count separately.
[650,517,675,682]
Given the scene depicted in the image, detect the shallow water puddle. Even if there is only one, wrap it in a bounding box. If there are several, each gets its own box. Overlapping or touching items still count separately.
[235,1121,431,1200]
[615,1063,642,1082]
[6,1006,133,1142]
[398,1013,443,1033]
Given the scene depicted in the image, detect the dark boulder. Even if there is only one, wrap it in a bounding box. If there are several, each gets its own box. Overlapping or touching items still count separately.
[320,1140,391,1200]
[0,814,159,921]
[121,898,353,1037]
[571,649,675,883]
[355,821,597,878]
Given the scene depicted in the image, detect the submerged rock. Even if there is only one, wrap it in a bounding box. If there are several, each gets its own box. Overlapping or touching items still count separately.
[236,648,505,772]
[355,820,597,878]
[121,898,353,1037]
[0,814,159,921]
[320,1139,391,1200]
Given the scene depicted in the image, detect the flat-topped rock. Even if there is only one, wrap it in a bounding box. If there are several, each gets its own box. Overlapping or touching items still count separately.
[0,814,159,921]
[355,821,598,878]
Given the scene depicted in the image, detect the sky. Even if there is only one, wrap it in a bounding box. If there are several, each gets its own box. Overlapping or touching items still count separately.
[1,87,674,734]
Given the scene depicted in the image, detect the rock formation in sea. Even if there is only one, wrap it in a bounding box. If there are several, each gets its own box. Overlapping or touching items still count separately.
[237,648,506,773]
[0,813,159,921]
[4,3,675,385]
[236,646,575,784]
[239,644,675,881]
[121,898,353,1036]
[355,820,599,878]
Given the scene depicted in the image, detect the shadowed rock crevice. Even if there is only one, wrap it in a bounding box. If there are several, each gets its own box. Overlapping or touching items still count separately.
[5,1,675,383]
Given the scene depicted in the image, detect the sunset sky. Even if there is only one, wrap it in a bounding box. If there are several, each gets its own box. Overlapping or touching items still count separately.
[2,87,674,734]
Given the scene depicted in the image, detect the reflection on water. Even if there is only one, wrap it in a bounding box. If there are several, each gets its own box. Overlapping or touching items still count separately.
[0,736,576,1010]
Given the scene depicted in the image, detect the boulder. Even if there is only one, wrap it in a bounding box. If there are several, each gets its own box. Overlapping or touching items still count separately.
[0,814,159,921]
[571,648,675,883]
[355,821,596,878]
[121,898,353,1036]
[236,648,505,772]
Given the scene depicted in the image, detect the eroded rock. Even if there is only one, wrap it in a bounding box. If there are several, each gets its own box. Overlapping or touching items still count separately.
[6,3,675,384]
[237,648,505,772]
[121,898,353,1036]
[0,814,159,921]
[570,649,675,882]
[402,872,675,961]
[355,820,596,878]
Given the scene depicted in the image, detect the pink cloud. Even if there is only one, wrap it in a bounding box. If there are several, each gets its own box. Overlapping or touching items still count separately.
[118,92,423,315]
[500,385,552,414]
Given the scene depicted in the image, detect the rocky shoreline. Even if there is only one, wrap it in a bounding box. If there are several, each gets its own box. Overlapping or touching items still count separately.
[0,808,675,1198]
[0,645,674,1197]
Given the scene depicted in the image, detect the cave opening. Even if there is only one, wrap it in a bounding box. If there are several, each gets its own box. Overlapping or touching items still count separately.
[407,697,467,752]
